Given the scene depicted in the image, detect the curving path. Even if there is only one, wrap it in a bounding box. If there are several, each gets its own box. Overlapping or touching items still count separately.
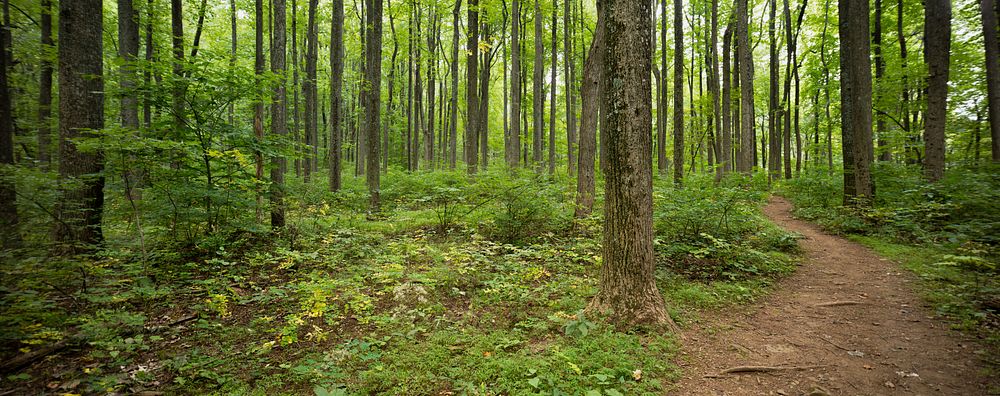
[667,197,993,395]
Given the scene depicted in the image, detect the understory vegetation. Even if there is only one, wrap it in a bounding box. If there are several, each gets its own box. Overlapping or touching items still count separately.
[1,171,797,395]
[780,163,1000,368]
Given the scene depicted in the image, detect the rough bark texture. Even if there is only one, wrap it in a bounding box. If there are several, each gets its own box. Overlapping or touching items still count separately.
[304,0,319,181]
[0,0,18,247]
[721,24,733,175]
[510,0,522,168]
[119,0,140,199]
[923,0,950,181]
[839,0,875,203]
[981,0,1000,161]
[672,0,684,185]
[271,0,287,227]
[709,0,722,180]
[38,0,53,166]
[588,0,675,330]
[450,0,461,169]
[736,0,754,173]
[564,0,576,174]
[549,6,557,175]
[466,0,480,174]
[657,0,667,174]
[767,0,780,181]
[365,0,383,211]
[54,0,105,250]
[171,0,186,144]
[532,0,544,169]
[574,1,604,219]
[426,13,438,169]
[874,0,890,161]
[330,0,345,190]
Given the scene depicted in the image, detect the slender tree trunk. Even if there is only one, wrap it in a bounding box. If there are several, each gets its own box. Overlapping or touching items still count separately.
[873,0,890,161]
[413,6,423,171]
[981,0,1000,161]
[549,4,557,175]
[293,0,301,176]
[923,0,950,181]
[588,0,675,330]
[720,24,733,176]
[532,0,544,170]
[466,0,480,173]
[736,0,754,173]
[510,0,522,168]
[672,0,684,185]
[365,0,383,210]
[305,0,319,181]
[478,28,491,169]
[37,0,54,167]
[171,0,186,146]
[574,2,604,219]
[840,0,875,203]
[898,0,913,163]
[450,0,461,169]
[54,0,105,250]
[781,0,792,179]
[330,0,344,190]
[119,0,140,201]
[709,0,721,180]
[564,0,576,175]
[270,0,287,227]
[0,0,18,247]
[253,0,265,220]
[656,0,668,175]
[767,0,780,181]
[426,13,438,169]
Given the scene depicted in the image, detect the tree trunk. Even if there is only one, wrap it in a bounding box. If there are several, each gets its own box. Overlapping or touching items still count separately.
[736,0,754,173]
[0,0,18,247]
[37,0,54,167]
[426,13,438,170]
[767,0,780,182]
[330,0,344,190]
[657,0,667,175]
[839,0,875,203]
[549,4,557,175]
[270,0,287,227]
[781,0,792,179]
[574,1,604,219]
[923,0,950,181]
[873,0,890,161]
[564,0,576,175]
[532,0,544,170]
[709,0,721,180]
[450,0,461,169]
[466,0,480,173]
[478,28,491,170]
[171,0,186,146]
[898,0,913,163]
[510,0,522,168]
[119,0,140,201]
[588,0,675,330]
[720,23,733,176]
[54,0,105,250]
[365,0,383,210]
[981,0,1000,161]
[305,0,319,181]
[672,0,684,185]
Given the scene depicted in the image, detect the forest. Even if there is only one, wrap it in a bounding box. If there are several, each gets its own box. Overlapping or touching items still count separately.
[0,0,998,393]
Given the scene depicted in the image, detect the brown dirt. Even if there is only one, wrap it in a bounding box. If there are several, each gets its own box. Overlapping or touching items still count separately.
[667,197,995,396]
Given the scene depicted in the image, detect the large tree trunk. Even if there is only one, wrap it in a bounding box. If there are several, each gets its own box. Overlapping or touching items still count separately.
[305,0,319,181]
[767,0,780,182]
[330,0,345,190]
[736,0,754,173]
[271,0,287,227]
[923,0,951,181]
[0,0,18,247]
[574,2,604,219]
[365,0,383,210]
[981,0,1000,161]
[532,0,544,170]
[672,0,684,185]
[720,24,733,176]
[479,24,492,170]
[119,0,140,200]
[37,0,54,167]
[839,0,875,203]
[466,0,480,173]
[564,0,576,175]
[588,0,675,330]
[709,0,722,180]
[54,0,105,250]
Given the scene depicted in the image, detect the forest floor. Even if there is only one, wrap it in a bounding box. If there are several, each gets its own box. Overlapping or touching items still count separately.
[667,197,996,396]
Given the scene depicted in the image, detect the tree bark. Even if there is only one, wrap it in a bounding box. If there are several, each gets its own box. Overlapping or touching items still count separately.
[365,0,383,210]
[532,0,544,170]
[873,0,890,161]
[0,0,18,247]
[574,1,604,219]
[253,0,265,220]
[450,0,461,169]
[709,0,722,180]
[37,0,54,167]
[736,0,754,173]
[466,0,480,173]
[271,0,287,227]
[119,0,140,200]
[564,0,576,175]
[672,0,684,185]
[305,0,319,181]
[923,0,950,181]
[720,23,733,176]
[549,4,557,175]
[588,0,675,330]
[426,12,438,169]
[510,0,522,168]
[980,0,1000,161]
[767,0,780,181]
[330,0,345,190]
[54,0,105,250]
[657,0,668,175]
[839,0,875,203]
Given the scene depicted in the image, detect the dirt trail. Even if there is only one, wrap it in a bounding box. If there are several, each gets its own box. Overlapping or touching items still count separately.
[667,197,993,395]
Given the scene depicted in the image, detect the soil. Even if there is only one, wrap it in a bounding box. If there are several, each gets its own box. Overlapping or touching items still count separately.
[666,197,995,396]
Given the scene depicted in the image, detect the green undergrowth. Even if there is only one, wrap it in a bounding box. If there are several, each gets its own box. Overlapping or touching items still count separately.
[779,163,999,372]
[2,169,799,395]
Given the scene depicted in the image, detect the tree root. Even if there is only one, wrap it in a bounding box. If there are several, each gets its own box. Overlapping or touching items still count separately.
[704,365,826,378]
[815,301,862,307]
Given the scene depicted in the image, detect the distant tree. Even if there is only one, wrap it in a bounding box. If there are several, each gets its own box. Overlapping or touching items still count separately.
[37,0,54,166]
[271,0,288,227]
[574,0,604,219]
[533,0,544,170]
[54,0,105,250]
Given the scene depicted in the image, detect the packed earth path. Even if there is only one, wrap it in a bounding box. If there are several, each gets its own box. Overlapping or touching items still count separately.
[666,197,994,396]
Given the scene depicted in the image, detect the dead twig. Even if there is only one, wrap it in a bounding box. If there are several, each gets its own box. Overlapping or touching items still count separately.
[704,365,825,378]
[815,301,862,307]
